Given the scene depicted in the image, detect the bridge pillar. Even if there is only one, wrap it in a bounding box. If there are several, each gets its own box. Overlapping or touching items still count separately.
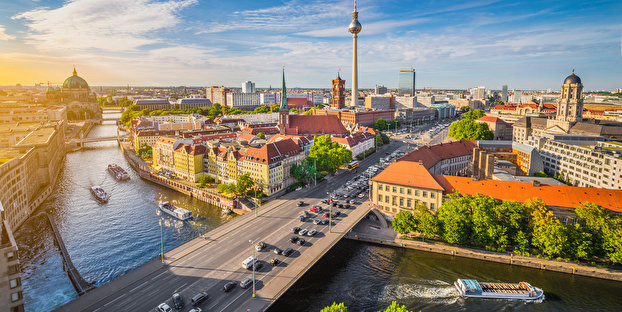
[370,209,389,228]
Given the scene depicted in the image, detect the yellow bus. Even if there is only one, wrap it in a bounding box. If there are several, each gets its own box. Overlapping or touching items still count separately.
[346,161,359,170]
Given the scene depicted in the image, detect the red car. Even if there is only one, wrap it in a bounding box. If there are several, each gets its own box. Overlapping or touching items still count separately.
[310,207,319,213]
[323,212,330,218]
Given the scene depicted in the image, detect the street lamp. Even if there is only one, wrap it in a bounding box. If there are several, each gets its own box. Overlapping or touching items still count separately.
[159,218,164,264]
[249,239,256,298]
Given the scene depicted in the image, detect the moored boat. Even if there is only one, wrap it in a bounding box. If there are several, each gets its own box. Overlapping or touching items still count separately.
[158,201,193,221]
[90,186,110,203]
[222,208,233,215]
[454,279,544,300]
[108,164,130,181]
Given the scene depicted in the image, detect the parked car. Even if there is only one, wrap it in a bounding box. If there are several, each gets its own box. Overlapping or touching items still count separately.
[333,211,341,217]
[283,248,294,256]
[240,277,254,289]
[297,238,306,246]
[297,201,305,207]
[290,236,298,243]
[321,219,329,225]
[223,282,236,292]
[271,258,280,266]
[313,219,321,225]
[172,293,184,309]
[299,229,308,236]
[191,292,208,306]
[292,227,301,234]
[253,261,263,270]
[323,212,330,218]
[299,215,305,222]
[309,207,319,213]
[157,303,172,312]
[307,229,317,236]
[274,247,283,255]
[255,241,266,251]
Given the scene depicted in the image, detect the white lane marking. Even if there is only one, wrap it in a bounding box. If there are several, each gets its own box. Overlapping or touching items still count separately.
[101,294,125,307]
[218,286,251,312]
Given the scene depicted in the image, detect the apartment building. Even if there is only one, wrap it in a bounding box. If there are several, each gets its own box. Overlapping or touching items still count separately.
[242,139,303,195]
[1,200,23,312]
[173,144,206,182]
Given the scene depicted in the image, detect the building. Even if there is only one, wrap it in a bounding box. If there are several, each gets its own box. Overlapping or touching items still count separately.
[348,3,362,107]
[225,92,261,110]
[475,116,513,140]
[510,90,523,103]
[175,98,212,110]
[134,99,172,111]
[331,131,375,159]
[501,85,508,102]
[375,85,387,95]
[242,81,256,93]
[397,108,436,124]
[531,134,622,190]
[417,95,435,107]
[331,74,346,108]
[153,137,187,172]
[173,144,206,182]
[430,103,456,120]
[260,93,277,105]
[399,140,477,175]
[0,103,67,124]
[207,86,229,106]
[364,95,393,110]
[44,67,101,120]
[475,140,544,176]
[394,96,417,110]
[1,200,23,312]
[398,68,415,96]
[312,109,394,128]
[371,161,445,216]
[471,86,486,100]
[513,72,622,144]
[242,138,304,195]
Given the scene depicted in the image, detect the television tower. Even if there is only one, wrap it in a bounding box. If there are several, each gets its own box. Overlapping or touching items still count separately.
[348,1,362,107]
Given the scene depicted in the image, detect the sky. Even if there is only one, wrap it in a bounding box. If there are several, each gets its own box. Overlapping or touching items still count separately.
[0,0,620,90]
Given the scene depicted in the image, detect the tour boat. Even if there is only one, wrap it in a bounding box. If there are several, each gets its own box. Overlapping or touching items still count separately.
[107,164,130,181]
[90,186,110,203]
[158,201,193,221]
[222,208,233,215]
[455,279,544,301]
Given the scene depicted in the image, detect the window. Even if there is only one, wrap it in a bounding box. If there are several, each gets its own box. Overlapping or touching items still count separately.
[11,292,21,302]
[407,189,411,195]
[385,185,389,191]
[430,203,435,210]
[415,190,420,196]
[399,198,404,206]
[430,192,435,198]
[385,195,390,203]
[423,191,427,197]
[378,184,382,190]
[6,251,15,261]
[377,195,382,202]
[9,278,20,289]
[407,199,411,207]
[392,187,397,193]
[400,187,404,194]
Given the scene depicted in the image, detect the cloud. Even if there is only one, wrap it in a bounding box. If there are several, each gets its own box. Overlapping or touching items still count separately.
[0,25,15,40]
[297,18,430,37]
[12,0,197,51]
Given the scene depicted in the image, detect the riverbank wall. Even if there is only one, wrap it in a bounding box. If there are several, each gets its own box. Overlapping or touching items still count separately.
[120,142,240,211]
[346,230,622,283]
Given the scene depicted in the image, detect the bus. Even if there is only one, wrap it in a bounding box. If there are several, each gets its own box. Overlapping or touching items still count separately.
[346,161,359,170]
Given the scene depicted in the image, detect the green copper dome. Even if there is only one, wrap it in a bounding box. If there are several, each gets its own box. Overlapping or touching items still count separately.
[62,67,90,90]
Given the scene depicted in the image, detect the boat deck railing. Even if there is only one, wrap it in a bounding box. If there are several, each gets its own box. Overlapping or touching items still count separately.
[480,282,529,294]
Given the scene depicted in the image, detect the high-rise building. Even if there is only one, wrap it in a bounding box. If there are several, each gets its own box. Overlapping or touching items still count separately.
[375,85,387,95]
[242,81,255,93]
[348,2,362,107]
[501,85,508,102]
[510,90,523,103]
[398,68,415,96]
[331,73,346,108]
[471,86,486,100]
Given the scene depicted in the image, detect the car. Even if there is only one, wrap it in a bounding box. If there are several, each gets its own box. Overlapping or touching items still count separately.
[290,236,298,243]
[322,199,330,204]
[323,212,330,218]
[358,193,365,198]
[223,281,236,292]
[344,204,351,209]
[240,276,254,289]
[255,241,266,251]
[297,238,306,246]
[283,248,294,256]
[309,207,319,213]
[189,309,202,312]
[334,211,341,217]
[302,210,310,216]
[332,202,338,207]
[299,229,308,235]
[274,247,283,255]
[297,201,305,207]
[299,215,305,222]
[313,205,322,210]
[313,219,321,225]
[191,292,208,306]
[292,227,301,234]
[321,219,329,225]
[307,229,317,236]
[270,258,280,266]
[172,293,184,309]
[338,204,344,208]
[157,303,173,312]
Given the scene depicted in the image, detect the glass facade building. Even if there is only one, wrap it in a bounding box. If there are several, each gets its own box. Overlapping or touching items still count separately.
[398,68,415,96]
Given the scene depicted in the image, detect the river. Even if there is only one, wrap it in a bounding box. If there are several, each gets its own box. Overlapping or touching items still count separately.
[15,113,622,312]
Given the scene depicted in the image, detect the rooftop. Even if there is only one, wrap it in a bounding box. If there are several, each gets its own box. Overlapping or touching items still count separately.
[399,141,476,169]
[372,161,444,191]
[16,126,56,146]
[0,147,29,166]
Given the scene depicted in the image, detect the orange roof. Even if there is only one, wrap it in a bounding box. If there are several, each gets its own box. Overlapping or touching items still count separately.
[433,175,622,212]
[372,161,444,191]
[284,115,348,136]
[244,138,302,165]
[477,116,506,123]
[399,141,476,169]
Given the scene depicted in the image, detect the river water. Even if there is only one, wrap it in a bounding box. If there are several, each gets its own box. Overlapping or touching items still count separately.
[15,113,622,312]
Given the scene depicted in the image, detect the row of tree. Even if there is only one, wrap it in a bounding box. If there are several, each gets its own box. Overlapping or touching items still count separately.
[373,118,400,131]
[447,109,494,140]
[321,301,413,312]
[215,173,261,197]
[392,194,622,264]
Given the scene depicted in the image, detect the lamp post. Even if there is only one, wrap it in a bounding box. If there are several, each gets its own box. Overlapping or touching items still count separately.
[159,218,164,264]
[249,239,256,298]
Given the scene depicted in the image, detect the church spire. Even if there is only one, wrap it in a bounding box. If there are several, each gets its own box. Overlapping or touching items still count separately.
[280,66,288,111]
[72,65,77,76]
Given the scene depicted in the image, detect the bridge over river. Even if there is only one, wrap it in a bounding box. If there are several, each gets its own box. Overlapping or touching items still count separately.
[54,142,397,312]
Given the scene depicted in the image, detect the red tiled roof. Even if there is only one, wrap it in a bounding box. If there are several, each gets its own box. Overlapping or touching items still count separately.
[433,175,622,212]
[284,115,348,136]
[399,141,476,169]
[287,97,311,107]
[476,116,507,123]
[174,144,206,156]
[372,161,444,191]
[237,132,257,142]
[244,138,302,164]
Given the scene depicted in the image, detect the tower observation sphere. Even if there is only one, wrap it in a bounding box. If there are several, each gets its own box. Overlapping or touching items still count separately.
[349,12,362,34]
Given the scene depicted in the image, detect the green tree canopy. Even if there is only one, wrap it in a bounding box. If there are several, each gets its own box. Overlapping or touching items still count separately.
[256,132,266,140]
[462,109,485,120]
[308,135,352,173]
[392,211,417,235]
[381,301,413,312]
[236,173,255,196]
[197,174,214,188]
[321,302,348,312]
[437,193,473,244]
[448,119,494,140]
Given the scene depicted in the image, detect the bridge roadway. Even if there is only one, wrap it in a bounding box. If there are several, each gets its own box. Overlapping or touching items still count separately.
[56,140,403,312]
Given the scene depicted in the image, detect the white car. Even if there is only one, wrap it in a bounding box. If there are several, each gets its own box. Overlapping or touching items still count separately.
[189,309,202,312]
[157,303,172,312]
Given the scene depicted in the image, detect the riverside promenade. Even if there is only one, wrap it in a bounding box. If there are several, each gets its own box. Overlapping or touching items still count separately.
[347,217,622,283]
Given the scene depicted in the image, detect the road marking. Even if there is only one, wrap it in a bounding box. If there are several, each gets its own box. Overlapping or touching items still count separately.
[173,282,188,293]
[101,294,125,307]
[218,284,251,312]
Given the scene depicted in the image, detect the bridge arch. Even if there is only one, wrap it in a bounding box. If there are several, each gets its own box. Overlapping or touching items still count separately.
[369,208,389,228]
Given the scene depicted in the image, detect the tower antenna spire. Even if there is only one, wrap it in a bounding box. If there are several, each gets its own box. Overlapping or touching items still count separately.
[354,0,357,11]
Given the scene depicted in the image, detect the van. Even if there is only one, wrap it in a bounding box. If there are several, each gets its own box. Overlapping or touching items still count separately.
[240,277,254,289]
[241,256,257,269]
[191,292,208,306]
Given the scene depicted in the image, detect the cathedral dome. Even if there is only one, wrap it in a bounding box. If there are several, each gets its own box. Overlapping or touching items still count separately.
[62,67,90,90]
[563,71,581,85]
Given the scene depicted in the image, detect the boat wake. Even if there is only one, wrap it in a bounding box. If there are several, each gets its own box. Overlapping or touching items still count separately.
[379,280,460,304]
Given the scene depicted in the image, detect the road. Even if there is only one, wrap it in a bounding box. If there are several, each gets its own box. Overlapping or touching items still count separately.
[56,140,405,312]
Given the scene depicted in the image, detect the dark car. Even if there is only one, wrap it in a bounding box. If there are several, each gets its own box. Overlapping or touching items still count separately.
[332,202,338,207]
[297,201,305,207]
[223,282,236,292]
[290,236,298,243]
[297,238,306,246]
[271,258,280,266]
[344,204,351,209]
[274,247,283,255]
[338,204,344,208]
[283,248,294,256]
[191,292,208,306]
[299,215,305,222]
[321,219,329,225]
[292,227,301,234]
[334,211,341,217]
[172,293,184,309]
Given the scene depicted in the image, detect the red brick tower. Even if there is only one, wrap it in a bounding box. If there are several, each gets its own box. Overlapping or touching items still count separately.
[332,73,345,108]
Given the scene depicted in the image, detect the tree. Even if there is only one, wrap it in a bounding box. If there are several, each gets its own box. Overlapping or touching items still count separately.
[308,135,352,173]
[413,203,439,238]
[392,211,417,235]
[290,108,300,114]
[256,132,266,140]
[526,199,569,258]
[603,218,622,264]
[216,183,237,195]
[236,173,254,196]
[448,119,494,140]
[381,301,412,312]
[462,109,485,120]
[197,174,214,188]
[373,118,388,130]
[469,195,500,248]
[303,109,314,115]
[321,302,348,312]
[291,160,317,184]
[437,194,473,244]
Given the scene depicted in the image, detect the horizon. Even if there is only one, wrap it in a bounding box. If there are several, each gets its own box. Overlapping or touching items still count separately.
[0,0,620,90]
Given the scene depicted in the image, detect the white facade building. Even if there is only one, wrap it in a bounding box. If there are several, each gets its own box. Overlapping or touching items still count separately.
[226,92,261,109]
[242,81,256,93]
